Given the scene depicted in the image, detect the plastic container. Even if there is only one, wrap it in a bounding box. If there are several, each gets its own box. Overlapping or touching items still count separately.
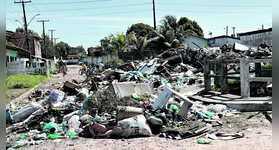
[116,106,144,121]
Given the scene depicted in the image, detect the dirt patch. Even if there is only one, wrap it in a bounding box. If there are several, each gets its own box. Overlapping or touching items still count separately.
[6,88,30,104]
[24,113,272,150]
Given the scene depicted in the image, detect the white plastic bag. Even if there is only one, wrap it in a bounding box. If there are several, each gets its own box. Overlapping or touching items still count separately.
[117,115,152,138]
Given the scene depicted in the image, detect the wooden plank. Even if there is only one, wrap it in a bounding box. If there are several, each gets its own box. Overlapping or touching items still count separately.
[220,60,229,94]
[248,77,272,82]
[248,59,272,63]
[240,58,250,98]
[204,59,211,92]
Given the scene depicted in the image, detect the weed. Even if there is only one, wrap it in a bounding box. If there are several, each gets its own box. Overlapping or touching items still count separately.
[6,74,49,89]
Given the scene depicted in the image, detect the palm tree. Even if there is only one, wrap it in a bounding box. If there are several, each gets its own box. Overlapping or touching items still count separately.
[126,33,148,59]
[110,33,127,52]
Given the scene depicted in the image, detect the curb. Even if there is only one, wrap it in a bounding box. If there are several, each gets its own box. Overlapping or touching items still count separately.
[6,79,48,108]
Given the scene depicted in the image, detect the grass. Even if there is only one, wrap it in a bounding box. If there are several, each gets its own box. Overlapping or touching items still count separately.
[52,65,58,73]
[6,74,49,89]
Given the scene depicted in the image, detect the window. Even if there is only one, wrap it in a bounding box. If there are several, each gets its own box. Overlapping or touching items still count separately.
[10,56,14,62]
[6,56,9,67]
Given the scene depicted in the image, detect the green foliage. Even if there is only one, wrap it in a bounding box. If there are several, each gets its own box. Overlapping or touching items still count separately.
[55,41,70,57]
[105,58,124,68]
[6,42,14,46]
[52,65,58,73]
[6,74,48,89]
[263,63,272,69]
[126,23,157,39]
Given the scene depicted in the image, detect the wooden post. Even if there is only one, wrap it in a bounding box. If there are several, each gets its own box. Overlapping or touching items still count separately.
[204,59,211,92]
[220,59,228,94]
[240,58,250,98]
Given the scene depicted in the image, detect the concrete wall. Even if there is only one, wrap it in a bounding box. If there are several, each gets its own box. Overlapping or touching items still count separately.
[208,37,240,47]
[184,35,208,49]
[83,53,119,65]
[239,31,272,47]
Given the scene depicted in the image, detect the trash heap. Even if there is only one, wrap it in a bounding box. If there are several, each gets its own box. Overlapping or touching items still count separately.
[6,46,272,149]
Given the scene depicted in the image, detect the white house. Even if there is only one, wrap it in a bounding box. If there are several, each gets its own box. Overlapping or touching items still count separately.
[184,34,208,49]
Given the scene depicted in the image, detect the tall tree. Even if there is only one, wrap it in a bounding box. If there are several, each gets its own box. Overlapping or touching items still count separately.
[110,33,127,52]
[127,33,147,52]
[146,15,204,52]
[54,41,70,57]
[126,23,157,39]
[41,34,55,58]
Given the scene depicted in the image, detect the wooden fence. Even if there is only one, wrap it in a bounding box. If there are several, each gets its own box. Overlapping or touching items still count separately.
[204,58,272,98]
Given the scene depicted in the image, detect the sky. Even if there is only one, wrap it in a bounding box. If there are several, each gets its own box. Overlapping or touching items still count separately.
[6,0,272,50]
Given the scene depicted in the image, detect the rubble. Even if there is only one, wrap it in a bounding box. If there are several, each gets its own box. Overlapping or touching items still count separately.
[5,45,272,149]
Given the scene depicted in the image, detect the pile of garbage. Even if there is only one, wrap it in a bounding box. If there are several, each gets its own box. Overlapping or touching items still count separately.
[6,46,272,149]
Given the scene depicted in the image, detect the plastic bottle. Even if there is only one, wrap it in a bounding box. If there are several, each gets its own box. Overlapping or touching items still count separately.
[197,139,212,144]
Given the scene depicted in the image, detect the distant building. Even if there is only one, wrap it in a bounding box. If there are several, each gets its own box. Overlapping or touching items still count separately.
[184,34,208,49]
[87,46,102,56]
[207,35,240,48]
[183,34,240,49]
[237,28,272,47]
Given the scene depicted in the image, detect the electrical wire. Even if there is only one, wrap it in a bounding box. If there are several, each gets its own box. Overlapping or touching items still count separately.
[156,2,272,8]
[157,9,271,14]
[8,2,152,13]
[7,0,112,6]
[44,9,152,19]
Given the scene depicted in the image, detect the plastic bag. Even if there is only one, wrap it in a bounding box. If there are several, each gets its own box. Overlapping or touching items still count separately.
[48,90,65,103]
[43,122,58,131]
[68,115,80,131]
[12,102,43,123]
[117,115,152,138]
[47,133,59,140]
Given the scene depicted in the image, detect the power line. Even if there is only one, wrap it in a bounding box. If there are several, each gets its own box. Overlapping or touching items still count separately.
[156,2,272,8]
[44,9,152,19]
[8,2,151,13]
[31,3,49,20]
[8,0,112,5]
[157,9,271,14]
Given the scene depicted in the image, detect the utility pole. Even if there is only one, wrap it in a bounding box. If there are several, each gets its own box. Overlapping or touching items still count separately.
[37,20,49,58]
[226,26,228,36]
[15,0,32,66]
[232,27,236,37]
[49,30,56,44]
[54,38,59,45]
[152,0,156,30]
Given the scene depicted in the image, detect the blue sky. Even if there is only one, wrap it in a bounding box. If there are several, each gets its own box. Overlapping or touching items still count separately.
[6,0,272,50]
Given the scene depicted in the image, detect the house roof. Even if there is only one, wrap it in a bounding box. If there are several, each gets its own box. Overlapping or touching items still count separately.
[237,28,272,36]
[186,34,207,40]
[207,35,240,40]
[6,44,30,53]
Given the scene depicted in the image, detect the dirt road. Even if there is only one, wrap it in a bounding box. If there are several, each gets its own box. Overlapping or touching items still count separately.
[14,65,272,150]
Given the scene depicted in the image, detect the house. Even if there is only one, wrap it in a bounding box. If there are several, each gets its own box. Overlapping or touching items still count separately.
[183,34,240,50]
[184,34,208,49]
[237,28,272,47]
[207,35,240,48]
[6,30,43,58]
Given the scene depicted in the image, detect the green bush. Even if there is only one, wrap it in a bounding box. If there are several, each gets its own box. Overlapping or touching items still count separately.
[52,65,58,73]
[6,74,49,89]
[105,58,124,68]
[263,63,272,69]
